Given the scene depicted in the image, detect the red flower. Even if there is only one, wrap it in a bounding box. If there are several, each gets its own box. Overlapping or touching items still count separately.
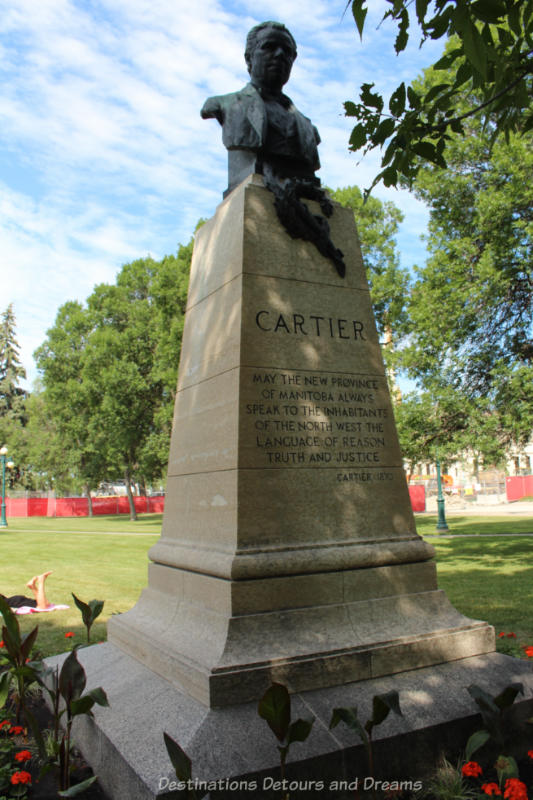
[15,750,32,762]
[64,631,74,638]
[10,770,32,785]
[482,784,502,796]
[0,639,4,647]
[528,750,533,760]
[9,725,24,735]
[0,720,11,730]
[524,646,533,658]
[462,761,483,777]
[507,632,517,638]
[504,779,528,800]
[498,632,506,638]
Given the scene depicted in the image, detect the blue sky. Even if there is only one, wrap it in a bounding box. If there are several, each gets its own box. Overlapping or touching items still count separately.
[0,0,444,387]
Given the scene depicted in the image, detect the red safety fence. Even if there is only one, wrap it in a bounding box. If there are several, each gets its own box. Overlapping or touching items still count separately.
[6,489,425,517]
[408,484,426,512]
[506,475,533,502]
[6,496,165,517]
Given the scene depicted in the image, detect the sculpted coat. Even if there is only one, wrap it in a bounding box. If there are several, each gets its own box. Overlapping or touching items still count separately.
[201,82,321,172]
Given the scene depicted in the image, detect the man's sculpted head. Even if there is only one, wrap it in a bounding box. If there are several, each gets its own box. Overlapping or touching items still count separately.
[245,21,297,92]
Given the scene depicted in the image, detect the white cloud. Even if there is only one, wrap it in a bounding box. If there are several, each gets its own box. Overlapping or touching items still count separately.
[0,0,434,387]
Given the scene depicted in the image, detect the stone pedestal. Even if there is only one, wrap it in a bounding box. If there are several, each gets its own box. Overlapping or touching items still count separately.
[108,175,494,708]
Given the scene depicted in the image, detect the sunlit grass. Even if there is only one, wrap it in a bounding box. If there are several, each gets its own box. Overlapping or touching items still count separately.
[2,514,533,660]
[1,515,161,656]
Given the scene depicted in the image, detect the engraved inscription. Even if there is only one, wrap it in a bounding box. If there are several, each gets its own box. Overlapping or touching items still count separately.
[244,368,396,480]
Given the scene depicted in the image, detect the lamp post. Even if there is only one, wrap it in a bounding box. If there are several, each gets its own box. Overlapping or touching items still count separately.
[435,448,449,532]
[0,446,8,528]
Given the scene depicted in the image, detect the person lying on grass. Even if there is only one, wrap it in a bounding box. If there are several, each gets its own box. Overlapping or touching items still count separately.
[0,571,53,610]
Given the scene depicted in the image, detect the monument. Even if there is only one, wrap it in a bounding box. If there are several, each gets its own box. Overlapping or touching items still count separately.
[60,21,533,800]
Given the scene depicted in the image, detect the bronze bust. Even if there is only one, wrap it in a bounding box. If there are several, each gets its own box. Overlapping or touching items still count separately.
[201,21,321,194]
[202,21,345,277]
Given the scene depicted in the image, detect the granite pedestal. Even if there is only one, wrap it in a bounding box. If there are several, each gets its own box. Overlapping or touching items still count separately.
[61,175,523,798]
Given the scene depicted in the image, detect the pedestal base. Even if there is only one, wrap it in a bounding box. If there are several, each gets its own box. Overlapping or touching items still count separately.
[48,644,533,800]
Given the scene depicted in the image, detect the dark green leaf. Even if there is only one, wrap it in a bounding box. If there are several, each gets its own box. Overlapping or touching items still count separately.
[467,684,500,714]
[427,8,452,38]
[494,683,523,710]
[407,86,421,109]
[0,670,11,708]
[58,776,98,797]
[88,686,109,707]
[72,593,92,628]
[88,600,104,622]
[20,625,39,661]
[329,707,369,744]
[415,0,429,26]
[389,82,406,116]
[344,101,358,117]
[459,16,488,78]
[522,113,533,134]
[465,729,490,760]
[258,683,291,742]
[373,118,396,145]
[70,696,95,717]
[507,4,522,36]
[352,0,368,40]
[424,83,452,104]
[163,732,192,782]
[495,755,519,782]
[361,83,384,111]
[412,140,447,168]
[59,649,87,702]
[287,717,314,745]
[433,48,463,70]
[471,0,506,24]
[348,123,368,150]
[453,60,473,89]
[381,165,400,186]
[370,690,403,727]
[0,596,21,650]
[395,9,409,53]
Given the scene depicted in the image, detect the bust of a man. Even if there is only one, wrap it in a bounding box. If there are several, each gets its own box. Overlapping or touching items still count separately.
[201,21,321,195]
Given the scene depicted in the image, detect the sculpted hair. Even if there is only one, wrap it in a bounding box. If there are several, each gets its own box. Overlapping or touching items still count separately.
[244,21,297,71]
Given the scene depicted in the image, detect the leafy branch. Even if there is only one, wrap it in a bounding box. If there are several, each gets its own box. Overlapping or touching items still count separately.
[344,0,533,195]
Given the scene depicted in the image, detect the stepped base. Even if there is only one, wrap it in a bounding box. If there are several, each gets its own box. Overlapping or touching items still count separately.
[47,645,533,800]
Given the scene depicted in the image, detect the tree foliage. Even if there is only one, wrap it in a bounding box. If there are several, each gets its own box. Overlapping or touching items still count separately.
[34,243,192,515]
[0,305,28,485]
[0,304,27,429]
[329,186,409,337]
[345,0,533,194]
[392,56,533,465]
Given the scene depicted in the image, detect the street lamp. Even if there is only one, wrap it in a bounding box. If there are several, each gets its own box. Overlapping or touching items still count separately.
[435,448,449,532]
[0,446,14,529]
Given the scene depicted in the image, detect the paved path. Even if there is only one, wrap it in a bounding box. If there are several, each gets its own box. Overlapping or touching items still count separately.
[419,500,533,516]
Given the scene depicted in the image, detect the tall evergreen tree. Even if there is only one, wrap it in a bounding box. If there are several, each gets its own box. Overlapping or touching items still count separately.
[0,304,27,426]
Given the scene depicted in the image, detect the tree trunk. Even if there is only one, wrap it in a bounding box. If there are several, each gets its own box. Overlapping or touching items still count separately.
[124,468,137,521]
[86,486,94,517]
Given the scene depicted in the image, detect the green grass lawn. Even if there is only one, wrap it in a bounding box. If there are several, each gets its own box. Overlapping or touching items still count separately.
[1,515,161,656]
[415,513,533,537]
[2,513,533,660]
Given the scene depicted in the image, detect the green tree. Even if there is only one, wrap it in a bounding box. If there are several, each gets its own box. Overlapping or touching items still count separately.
[395,62,532,454]
[345,0,533,193]
[329,186,409,339]
[34,244,193,518]
[0,304,28,484]
[0,304,27,429]
[34,301,107,509]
